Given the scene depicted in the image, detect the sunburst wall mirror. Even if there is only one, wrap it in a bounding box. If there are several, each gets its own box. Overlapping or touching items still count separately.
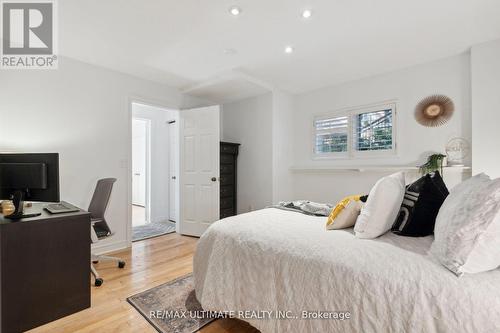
[414,94,455,127]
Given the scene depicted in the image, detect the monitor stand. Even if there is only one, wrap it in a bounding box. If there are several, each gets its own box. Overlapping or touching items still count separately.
[4,191,42,220]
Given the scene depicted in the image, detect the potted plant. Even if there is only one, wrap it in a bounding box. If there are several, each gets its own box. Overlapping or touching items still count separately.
[419,153,447,175]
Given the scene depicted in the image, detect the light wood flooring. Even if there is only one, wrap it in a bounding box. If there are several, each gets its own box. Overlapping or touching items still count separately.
[29,233,258,333]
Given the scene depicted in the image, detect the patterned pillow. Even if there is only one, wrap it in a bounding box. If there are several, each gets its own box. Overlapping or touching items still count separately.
[430,173,500,276]
[326,195,367,230]
[392,171,449,237]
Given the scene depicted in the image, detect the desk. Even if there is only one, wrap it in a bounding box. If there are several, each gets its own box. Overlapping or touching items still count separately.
[0,203,91,332]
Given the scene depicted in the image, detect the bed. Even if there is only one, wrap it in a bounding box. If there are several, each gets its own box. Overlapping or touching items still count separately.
[193,208,500,333]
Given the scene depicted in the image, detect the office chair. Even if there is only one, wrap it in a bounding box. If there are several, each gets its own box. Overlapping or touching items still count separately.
[89,178,125,286]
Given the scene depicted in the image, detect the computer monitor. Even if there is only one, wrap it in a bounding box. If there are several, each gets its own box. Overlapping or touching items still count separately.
[0,153,60,219]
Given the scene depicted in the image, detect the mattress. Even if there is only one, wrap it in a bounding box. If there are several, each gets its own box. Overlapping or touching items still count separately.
[193,208,500,333]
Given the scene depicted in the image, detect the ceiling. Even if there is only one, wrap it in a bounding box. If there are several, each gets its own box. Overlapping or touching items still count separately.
[59,0,500,100]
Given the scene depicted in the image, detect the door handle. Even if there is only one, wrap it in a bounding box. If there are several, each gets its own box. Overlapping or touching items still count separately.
[172,176,177,180]
[134,173,141,176]
[211,177,217,182]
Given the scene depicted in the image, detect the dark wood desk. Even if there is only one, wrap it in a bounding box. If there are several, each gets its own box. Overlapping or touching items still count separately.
[0,203,91,333]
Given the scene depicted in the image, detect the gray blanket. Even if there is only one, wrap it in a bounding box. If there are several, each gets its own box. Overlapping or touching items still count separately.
[270,200,333,216]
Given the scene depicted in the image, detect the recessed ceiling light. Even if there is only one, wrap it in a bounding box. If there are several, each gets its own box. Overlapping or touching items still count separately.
[229,6,241,16]
[302,9,312,19]
[284,46,294,54]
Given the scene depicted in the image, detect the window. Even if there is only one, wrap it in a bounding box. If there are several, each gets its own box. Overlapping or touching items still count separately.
[354,109,393,151]
[313,103,396,158]
[314,116,348,153]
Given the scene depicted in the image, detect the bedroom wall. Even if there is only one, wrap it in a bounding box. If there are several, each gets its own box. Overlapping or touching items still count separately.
[471,39,500,178]
[291,53,472,204]
[221,93,274,213]
[221,91,296,212]
[0,56,208,253]
[272,91,295,203]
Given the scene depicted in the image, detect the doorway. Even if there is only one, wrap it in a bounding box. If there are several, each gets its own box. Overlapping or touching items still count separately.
[130,102,179,242]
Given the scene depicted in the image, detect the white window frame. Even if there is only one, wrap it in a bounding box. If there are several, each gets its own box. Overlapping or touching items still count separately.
[312,101,397,160]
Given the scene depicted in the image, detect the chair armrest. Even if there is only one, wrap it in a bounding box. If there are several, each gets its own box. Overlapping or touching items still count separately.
[91,218,103,225]
[90,226,99,243]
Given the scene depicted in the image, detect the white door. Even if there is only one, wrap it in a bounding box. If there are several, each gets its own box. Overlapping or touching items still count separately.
[132,119,147,207]
[179,105,220,236]
[168,120,178,222]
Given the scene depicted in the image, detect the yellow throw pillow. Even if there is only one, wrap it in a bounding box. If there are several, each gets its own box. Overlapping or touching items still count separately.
[0,200,15,216]
[326,195,364,230]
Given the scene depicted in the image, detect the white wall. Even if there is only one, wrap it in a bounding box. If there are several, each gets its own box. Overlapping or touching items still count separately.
[132,103,178,224]
[224,53,473,211]
[222,91,295,211]
[471,39,500,178]
[291,53,472,204]
[0,56,207,253]
[272,91,295,203]
[221,93,273,213]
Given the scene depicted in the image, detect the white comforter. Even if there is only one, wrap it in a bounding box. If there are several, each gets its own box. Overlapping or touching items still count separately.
[193,208,500,333]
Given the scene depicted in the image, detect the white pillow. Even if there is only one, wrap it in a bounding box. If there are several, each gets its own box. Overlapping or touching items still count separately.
[354,172,406,239]
[431,173,500,276]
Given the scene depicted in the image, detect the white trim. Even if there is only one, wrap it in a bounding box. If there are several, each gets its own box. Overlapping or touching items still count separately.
[178,113,184,235]
[312,100,398,160]
[166,117,180,223]
[126,98,133,248]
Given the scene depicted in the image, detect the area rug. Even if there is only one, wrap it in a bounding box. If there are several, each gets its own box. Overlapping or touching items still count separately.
[127,274,217,333]
[132,221,176,242]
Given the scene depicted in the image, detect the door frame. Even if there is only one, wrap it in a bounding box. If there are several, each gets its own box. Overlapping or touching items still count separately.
[167,118,179,223]
[127,96,179,246]
[131,116,151,225]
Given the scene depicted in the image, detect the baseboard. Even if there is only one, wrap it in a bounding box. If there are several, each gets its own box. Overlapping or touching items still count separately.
[92,239,130,255]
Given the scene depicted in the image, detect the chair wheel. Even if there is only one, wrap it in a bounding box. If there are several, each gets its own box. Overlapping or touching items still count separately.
[92,260,99,264]
[95,278,103,287]
[118,261,126,269]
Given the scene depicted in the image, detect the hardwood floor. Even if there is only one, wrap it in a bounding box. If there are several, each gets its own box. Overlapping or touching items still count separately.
[29,233,258,333]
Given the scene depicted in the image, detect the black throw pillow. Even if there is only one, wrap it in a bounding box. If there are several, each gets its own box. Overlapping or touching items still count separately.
[391,171,449,237]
